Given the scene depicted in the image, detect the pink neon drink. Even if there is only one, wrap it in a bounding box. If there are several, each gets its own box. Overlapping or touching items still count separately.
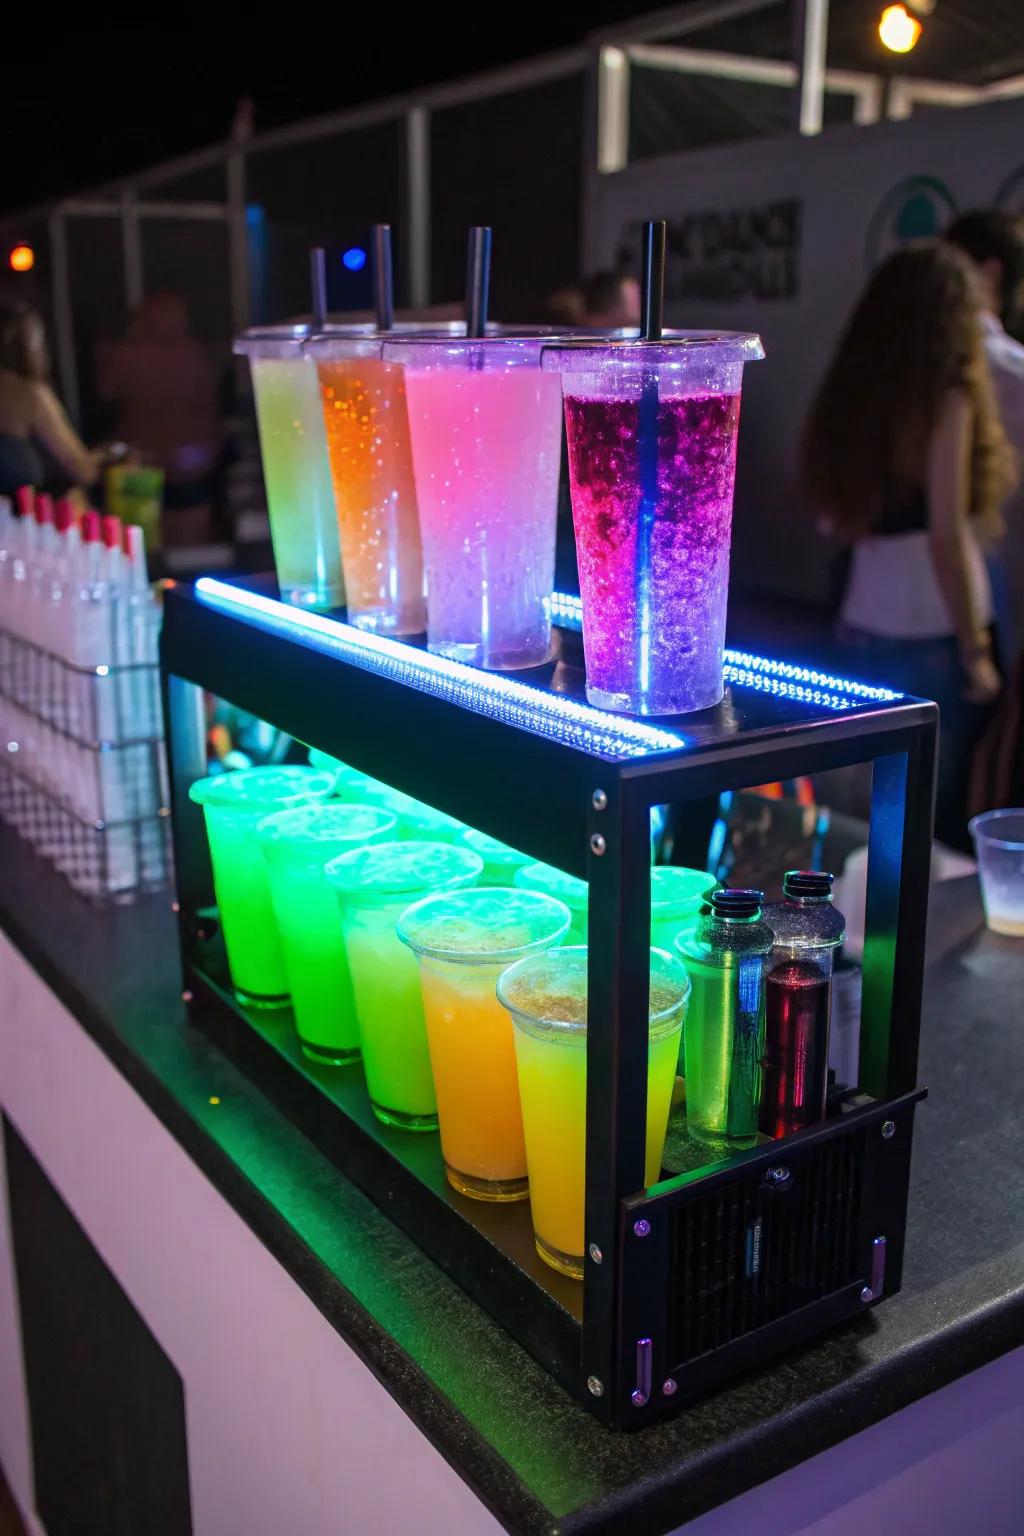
[545,336,763,715]
[383,337,562,670]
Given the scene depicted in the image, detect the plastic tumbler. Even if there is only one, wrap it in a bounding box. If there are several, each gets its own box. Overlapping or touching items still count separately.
[335,766,464,840]
[382,336,563,669]
[256,802,397,1064]
[497,946,689,1277]
[969,810,1024,936]
[326,841,483,1129]
[544,334,764,714]
[650,866,718,953]
[397,887,570,1200]
[189,766,336,1005]
[455,828,533,886]
[513,862,589,943]
[307,333,426,636]
[235,324,355,609]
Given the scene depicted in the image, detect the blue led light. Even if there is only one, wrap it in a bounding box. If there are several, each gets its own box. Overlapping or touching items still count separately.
[550,591,902,707]
[342,247,367,272]
[193,580,687,760]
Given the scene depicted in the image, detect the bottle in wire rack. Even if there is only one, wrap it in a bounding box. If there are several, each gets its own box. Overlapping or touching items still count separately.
[759,871,846,1140]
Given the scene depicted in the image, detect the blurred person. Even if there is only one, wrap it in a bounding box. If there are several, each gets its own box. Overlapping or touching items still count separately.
[544,286,585,328]
[580,270,641,329]
[98,292,221,546]
[947,210,1024,666]
[0,301,102,498]
[802,242,1016,849]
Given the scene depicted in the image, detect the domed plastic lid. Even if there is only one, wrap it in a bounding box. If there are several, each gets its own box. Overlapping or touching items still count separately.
[256,803,397,864]
[336,769,463,838]
[325,840,483,904]
[307,747,346,778]
[398,887,570,965]
[513,862,588,913]
[189,766,336,814]
[456,828,532,872]
[497,945,689,1037]
[651,866,716,919]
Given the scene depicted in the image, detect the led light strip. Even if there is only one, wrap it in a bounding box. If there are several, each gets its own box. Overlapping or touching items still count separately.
[551,591,902,704]
[193,579,687,760]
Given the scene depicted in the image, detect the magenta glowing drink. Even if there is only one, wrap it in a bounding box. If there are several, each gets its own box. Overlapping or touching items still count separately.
[544,335,763,715]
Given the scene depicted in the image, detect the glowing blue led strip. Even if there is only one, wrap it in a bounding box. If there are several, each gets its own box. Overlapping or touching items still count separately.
[193,579,687,760]
[551,591,902,706]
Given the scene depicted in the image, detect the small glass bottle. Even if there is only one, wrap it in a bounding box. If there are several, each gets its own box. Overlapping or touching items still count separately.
[676,889,774,1145]
[760,871,846,1139]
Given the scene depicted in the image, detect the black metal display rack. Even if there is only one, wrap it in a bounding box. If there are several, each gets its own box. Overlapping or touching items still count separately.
[162,575,936,1428]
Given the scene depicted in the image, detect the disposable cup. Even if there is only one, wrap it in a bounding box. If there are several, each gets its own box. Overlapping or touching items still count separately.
[256,802,397,1062]
[969,809,1024,936]
[326,840,483,1128]
[398,887,570,1200]
[335,765,464,840]
[455,828,533,886]
[497,946,689,1277]
[513,862,589,943]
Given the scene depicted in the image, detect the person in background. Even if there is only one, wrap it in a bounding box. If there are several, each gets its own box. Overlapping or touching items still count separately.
[802,242,1015,849]
[0,302,102,498]
[543,286,585,328]
[946,210,1024,668]
[579,270,641,330]
[97,293,221,547]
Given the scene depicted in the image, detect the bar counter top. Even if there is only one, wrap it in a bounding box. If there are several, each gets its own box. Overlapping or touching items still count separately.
[1,824,1021,1535]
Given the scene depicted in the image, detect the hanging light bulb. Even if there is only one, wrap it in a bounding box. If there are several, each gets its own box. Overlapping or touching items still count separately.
[879,3,923,53]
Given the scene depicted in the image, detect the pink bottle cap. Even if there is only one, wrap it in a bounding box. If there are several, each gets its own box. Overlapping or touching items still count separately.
[14,485,34,519]
[101,515,122,551]
[54,498,76,533]
[81,510,102,543]
[34,493,54,526]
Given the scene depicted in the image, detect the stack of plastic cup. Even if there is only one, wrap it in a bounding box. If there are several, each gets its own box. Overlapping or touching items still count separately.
[455,828,533,887]
[513,862,589,944]
[256,802,397,1064]
[497,946,689,1277]
[398,887,570,1200]
[543,333,763,715]
[189,766,336,1005]
[326,841,483,1129]
[382,336,563,670]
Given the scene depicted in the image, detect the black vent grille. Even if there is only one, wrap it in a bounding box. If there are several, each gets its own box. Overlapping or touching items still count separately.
[669,1129,865,1366]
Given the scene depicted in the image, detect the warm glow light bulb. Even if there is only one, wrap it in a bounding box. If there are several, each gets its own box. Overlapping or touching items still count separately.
[879,3,922,53]
[9,243,34,273]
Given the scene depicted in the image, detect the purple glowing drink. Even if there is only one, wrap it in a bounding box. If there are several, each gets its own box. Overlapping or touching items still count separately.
[545,336,763,715]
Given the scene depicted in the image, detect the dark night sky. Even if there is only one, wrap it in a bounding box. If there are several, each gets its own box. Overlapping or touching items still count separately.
[2,13,648,217]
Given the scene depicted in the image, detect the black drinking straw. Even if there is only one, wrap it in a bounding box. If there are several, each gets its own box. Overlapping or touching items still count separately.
[637,220,666,708]
[465,226,492,339]
[372,224,395,332]
[309,246,328,331]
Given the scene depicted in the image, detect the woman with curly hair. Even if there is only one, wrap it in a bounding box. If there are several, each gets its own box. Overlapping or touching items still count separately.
[802,241,1016,846]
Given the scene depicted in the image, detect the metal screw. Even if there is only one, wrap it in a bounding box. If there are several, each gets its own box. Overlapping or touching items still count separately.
[764,1165,791,1186]
[592,789,608,811]
[587,1375,604,1397]
[881,1120,896,1140]
[860,1286,873,1303]
[181,990,194,1004]
[662,1378,678,1397]
[631,1390,648,1408]
[588,1242,603,1265]
[590,833,606,856]
[633,1218,651,1238]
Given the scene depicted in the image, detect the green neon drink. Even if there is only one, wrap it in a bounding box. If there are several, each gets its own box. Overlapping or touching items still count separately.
[335,766,464,840]
[189,767,336,1006]
[234,326,346,610]
[677,889,773,1145]
[326,841,483,1129]
[650,867,717,953]
[256,802,398,1063]
[513,863,589,943]
[397,888,570,1200]
[455,828,533,886]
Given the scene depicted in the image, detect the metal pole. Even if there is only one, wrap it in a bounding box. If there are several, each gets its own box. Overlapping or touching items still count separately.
[226,149,250,334]
[405,107,431,309]
[794,0,830,136]
[597,46,630,173]
[121,190,144,312]
[47,209,80,426]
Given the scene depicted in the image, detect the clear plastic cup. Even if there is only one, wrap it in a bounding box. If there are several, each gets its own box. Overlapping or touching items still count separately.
[234,325,362,609]
[650,866,718,953]
[256,802,397,1063]
[513,862,589,943]
[969,810,1024,936]
[497,946,689,1277]
[455,828,533,886]
[382,336,563,669]
[397,887,570,1200]
[189,766,336,1005]
[543,334,764,714]
[334,765,464,840]
[325,840,483,1128]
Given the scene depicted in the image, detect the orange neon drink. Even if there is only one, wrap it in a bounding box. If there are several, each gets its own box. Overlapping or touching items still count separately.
[497,947,689,1277]
[397,887,570,1201]
[308,335,426,636]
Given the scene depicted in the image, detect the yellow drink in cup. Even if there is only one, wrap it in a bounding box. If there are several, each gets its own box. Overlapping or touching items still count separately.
[398,888,571,1201]
[497,946,689,1277]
